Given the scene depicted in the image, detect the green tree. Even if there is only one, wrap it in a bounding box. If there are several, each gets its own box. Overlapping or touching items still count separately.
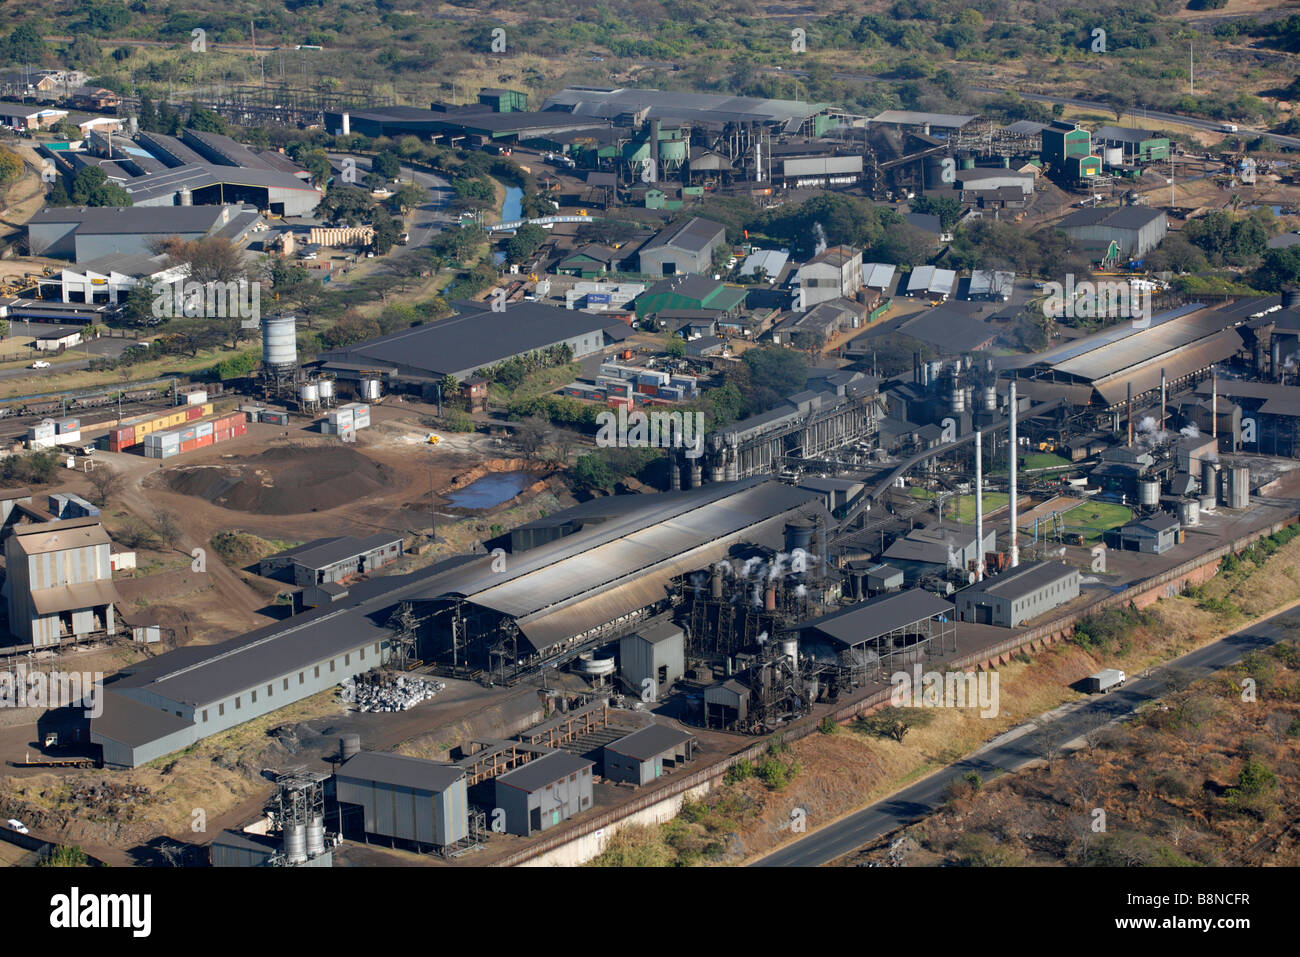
[504,223,547,264]
[372,151,401,180]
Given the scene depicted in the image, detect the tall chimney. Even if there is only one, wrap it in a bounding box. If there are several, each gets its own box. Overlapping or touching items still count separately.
[1009,379,1018,568]
[1127,382,1134,447]
[1211,366,1218,441]
[1160,367,1167,431]
[975,428,985,582]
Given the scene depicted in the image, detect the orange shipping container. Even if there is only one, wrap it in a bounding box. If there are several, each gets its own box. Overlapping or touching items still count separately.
[214,429,232,442]
[180,439,198,453]
[232,424,246,436]
[195,434,213,448]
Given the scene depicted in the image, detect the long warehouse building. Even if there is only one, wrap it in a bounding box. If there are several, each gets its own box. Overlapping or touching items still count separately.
[87,480,827,768]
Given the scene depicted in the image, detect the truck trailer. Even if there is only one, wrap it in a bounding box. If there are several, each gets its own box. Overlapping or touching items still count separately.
[1085,669,1127,694]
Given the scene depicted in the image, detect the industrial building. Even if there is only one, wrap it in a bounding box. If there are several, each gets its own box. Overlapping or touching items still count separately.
[317,300,620,388]
[633,275,747,321]
[493,750,594,836]
[619,618,686,695]
[57,252,183,305]
[26,205,262,263]
[681,374,882,485]
[259,534,405,587]
[544,87,837,137]
[905,266,957,300]
[955,561,1079,627]
[603,723,696,786]
[1056,206,1168,259]
[882,523,997,584]
[796,245,864,308]
[795,588,956,680]
[637,217,726,276]
[1005,302,1248,412]
[1091,126,1170,164]
[335,751,469,849]
[1107,512,1181,554]
[4,517,120,647]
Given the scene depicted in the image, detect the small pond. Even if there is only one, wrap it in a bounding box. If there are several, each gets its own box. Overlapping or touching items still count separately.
[443,472,534,509]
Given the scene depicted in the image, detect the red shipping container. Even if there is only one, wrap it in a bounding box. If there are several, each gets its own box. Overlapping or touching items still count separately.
[196,434,213,448]
[180,439,198,453]
[214,429,232,442]
[233,424,246,436]
[185,406,203,421]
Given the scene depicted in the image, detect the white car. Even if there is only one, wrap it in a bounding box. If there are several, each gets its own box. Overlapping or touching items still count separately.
[6,819,28,834]
[30,361,50,369]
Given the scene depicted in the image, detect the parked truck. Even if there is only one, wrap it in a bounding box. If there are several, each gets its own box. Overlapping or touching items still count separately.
[1085,669,1126,694]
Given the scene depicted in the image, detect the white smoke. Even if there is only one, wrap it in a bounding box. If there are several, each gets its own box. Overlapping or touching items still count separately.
[1138,416,1157,434]
[946,544,962,569]
[813,222,828,256]
[1181,424,1201,438]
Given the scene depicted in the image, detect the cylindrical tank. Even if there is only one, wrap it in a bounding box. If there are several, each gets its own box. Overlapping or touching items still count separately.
[983,385,997,412]
[924,156,946,190]
[318,378,335,400]
[1199,493,1218,513]
[361,378,381,401]
[1225,465,1250,509]
[784,521,814,553]
[306,816,326,857]
[950,380,965,414]
[764,585,777,611]
[780,636,798,667]
[300,381,319,404]
[283,823,307,864]
[1282,287,1300,310]
[261,315,297,368]
[1138,480,1160,508]
[1179,499,1200,527]
[959,154,975,170]
[339,733,360,759]
[1104,146,1124,168]
[179,186,193,206]
[1202,460,1220,498]
[710,565,723,599]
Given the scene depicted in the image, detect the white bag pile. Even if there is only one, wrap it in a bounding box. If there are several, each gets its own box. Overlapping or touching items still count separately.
[339,674,446,712]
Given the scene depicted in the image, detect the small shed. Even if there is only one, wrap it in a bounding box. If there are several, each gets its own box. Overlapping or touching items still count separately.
[494,750,594,837]
[603,723,697,786]
[619,619,685,694]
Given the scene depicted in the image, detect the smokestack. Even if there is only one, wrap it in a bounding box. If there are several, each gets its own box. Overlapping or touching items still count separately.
[975,428,984,582]
[1160,367,1167,430]
[341,112,350,136]
[1211,366,1218,441]
[1009,379,1018,568]
[1127,382,1134,447]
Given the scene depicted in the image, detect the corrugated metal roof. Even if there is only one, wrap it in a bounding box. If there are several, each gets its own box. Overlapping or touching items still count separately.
[605,723,694,761]
[870,110,975,128]
[798,588,953,646]
[30,579,119,615]
[962,561,1074,601]
[90,692,193,747]
[495,749,592,793]
[1092,328,1243,406]
[337,751,465,792]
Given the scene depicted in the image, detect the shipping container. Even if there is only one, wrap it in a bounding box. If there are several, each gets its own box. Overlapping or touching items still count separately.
[260,411,288,425]
[195,434,213,448]
[232,424,246,436]
[55,418,80,434]
[186,391,209,405]
[180,439,198,453]
[215,429,232,442]
[196,421,214,437]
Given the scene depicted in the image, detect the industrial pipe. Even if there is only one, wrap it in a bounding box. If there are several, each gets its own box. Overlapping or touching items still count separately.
[1009,380,1018,568]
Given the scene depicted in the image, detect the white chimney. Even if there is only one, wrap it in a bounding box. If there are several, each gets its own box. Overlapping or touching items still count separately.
[975,428,985,582]
[1009,379,1018,568]
[341,112,350,136]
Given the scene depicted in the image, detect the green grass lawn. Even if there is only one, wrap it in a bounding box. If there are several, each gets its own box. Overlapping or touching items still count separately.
[909,488,1010,523]
[1020,501,1133,544]
[1022,452,1072,470]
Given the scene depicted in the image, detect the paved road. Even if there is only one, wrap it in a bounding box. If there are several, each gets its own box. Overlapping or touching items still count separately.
[753,603,1300,867]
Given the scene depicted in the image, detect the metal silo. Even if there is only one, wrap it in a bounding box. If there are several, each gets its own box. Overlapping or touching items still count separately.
[339,734,361,760]
[1138,480,1160,508]
[300,381,320,409]
[318,378,335,402]
[283,823,307,864]
[306,816,326,858]
[1225,466,1250,509]
[361,378,381,401]
[1201,461,1219,499]
[262,315,297,371]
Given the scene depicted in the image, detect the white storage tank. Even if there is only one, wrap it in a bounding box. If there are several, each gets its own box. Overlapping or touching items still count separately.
[318,378,335,400]
[300,381,320,405]
[1138,480,1160,508]
[261,315,297,369]
[1104,146,1124,168]
[360,378,381,401]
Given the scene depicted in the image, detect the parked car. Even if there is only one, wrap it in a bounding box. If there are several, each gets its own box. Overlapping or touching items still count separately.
[30,360,50,369]
[6,819,28,834]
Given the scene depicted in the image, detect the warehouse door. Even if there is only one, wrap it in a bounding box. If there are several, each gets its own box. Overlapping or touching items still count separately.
[975,604,993,625]
[529,807,542,833]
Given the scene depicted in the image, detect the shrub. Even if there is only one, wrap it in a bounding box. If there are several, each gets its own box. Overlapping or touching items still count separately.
[723,761,754,785]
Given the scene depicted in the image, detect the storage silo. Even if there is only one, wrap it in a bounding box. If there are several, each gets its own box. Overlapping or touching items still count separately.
[318,377,335,403]
[1138,480,1160,508]
[1224,466,1250,509]
[361,378,381,401]
[300,380,320,410]
[339,734,361,760]
[1178,498,1199,527]
[262,315,297,371]
[1103,146,1124,168]
[1201,460,1220,499]
[983,386,997,412]
[283,823,307,864]
[306,816,326,858]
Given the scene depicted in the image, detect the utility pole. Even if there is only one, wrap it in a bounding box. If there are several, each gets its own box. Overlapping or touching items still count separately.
[1189,42,1194,95]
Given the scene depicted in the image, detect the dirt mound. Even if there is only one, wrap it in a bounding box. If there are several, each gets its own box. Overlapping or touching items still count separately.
[161,445,392,515]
